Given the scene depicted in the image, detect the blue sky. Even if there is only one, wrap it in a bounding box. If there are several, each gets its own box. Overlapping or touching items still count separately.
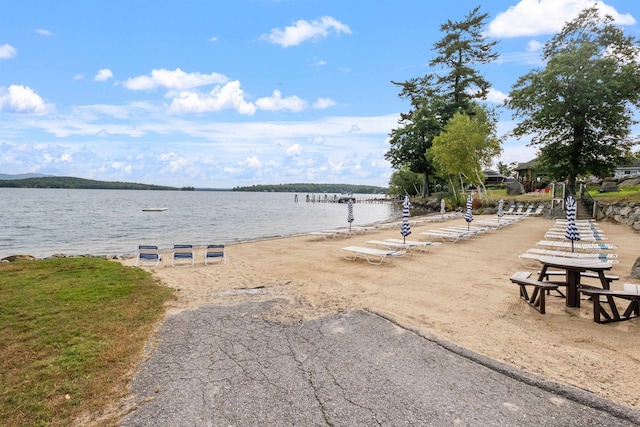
[1,0,639,188]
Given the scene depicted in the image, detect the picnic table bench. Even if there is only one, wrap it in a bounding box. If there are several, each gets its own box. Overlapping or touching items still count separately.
[580,286,640,324]
[509,271,559,314]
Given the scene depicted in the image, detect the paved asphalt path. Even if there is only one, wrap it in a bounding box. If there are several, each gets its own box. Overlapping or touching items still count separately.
[120,299,640,426]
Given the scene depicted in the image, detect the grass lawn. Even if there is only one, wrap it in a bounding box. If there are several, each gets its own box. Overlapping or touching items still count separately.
[0,257,174,426]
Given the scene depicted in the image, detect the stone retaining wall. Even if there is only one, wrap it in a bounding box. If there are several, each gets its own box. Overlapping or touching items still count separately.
[595,201,640,231]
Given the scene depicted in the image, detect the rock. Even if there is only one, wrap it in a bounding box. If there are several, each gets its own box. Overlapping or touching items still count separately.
[600,181,619,192]
[620,177,640,186]
[49,254,67,258]
[1,254,36,262]
[631,256,640,279]
[619,206,632,217]
[506,182,524,195]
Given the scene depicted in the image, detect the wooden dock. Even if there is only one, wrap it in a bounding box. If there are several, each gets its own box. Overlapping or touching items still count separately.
[303,194,398,204]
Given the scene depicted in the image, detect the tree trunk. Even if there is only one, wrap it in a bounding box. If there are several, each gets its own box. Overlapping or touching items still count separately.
[422,173,431,197]
[567,174,577,196]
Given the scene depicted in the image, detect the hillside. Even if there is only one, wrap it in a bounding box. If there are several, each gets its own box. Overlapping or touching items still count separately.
[0,176,177,190]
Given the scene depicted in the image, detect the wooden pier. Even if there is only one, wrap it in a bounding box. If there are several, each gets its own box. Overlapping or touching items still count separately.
[303,194,398,204]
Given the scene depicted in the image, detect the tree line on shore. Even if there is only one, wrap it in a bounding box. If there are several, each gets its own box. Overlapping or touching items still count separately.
[0,176,177,190]
[232,183,387,194]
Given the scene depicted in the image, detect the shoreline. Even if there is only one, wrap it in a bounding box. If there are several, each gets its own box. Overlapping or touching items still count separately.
[120,214,640,411]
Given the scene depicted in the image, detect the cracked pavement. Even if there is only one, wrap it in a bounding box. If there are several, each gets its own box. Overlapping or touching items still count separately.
[120,299,640,426]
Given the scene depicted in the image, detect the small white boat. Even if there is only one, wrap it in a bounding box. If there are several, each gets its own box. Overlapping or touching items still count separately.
[142,207,168,212]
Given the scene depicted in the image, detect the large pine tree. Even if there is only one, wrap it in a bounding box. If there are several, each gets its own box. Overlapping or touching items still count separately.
[386,6,498,196]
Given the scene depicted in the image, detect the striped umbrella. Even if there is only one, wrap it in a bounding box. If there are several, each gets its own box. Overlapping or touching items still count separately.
[347,198,354,231]
[401,195,411,243]
[440,198,446,220]
[464,194,473,230]
[497,199,504,223]
[564,195,580,252]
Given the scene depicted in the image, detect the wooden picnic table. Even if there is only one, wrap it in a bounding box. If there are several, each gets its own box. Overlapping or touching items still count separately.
[536,256,613,308]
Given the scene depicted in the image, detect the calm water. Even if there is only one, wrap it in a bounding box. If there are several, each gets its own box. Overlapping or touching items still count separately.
[0,189,399,259]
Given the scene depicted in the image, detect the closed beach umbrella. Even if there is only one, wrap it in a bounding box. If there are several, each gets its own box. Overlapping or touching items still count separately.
[347,198,354,230]
[497,199,504,223]
[464,194,473,230]
[440,198,446,220]
[564,195,580,252]
[401,195,411,243]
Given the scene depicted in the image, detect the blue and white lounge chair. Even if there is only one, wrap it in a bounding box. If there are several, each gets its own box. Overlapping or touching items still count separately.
[204,244,226,266]
[172,244,194,267]
[136,245,161,267]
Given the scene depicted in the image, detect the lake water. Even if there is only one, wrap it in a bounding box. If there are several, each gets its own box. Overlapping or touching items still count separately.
[0,189,400,259]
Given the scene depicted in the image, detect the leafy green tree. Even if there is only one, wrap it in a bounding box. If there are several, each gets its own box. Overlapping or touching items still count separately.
[431,105,502,199]
[387,165,424,196]
[496,161,518,178]
[386,6,498,197]
[386,77,444,197]
[506,7,640,194]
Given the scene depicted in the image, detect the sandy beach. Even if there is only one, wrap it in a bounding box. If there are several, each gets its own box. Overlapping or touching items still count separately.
[121,214,640,411]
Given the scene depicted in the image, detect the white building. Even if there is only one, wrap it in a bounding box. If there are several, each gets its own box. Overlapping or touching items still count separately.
[613,160,640,178]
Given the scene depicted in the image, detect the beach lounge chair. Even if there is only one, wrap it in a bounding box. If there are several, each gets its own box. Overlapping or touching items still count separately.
[383,238,442,252]
[525,248,618,260]
[536,240,617,252]
[518,250,618,269]
[543,232,607,241]
[419,229,473,243]
[366,240,413,252]
[341,246,404,265]
[136,245,161,267]
[204,244,226,265]
[503,204,517,215]
[441,225,491,235]
[518,204,535,215]
[172,244,195,267]
[309,231,340,240]
[527,205,544,216]
[508,204,525,215]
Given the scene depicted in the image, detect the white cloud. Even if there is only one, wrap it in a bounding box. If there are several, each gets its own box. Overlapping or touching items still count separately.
[260,16,352,47]
[35,29,52,36]
[210,36,218,42]
[526,40,544,52]
[255,90,307,112]
[159,152,189,173]
[285,144,302,156]
[244,156,262,168]
[486,88,509,104]
[488,0,636,38]
[0,85,50,114]
[311,60,327,66]
[123,68,228,91]
[73,74,85,80]
[0,43,17,59]
[313,97,336,109]
[110,161,132,173]
[168,80,257,115]
[497,51,545,66]
[93,69,114,82]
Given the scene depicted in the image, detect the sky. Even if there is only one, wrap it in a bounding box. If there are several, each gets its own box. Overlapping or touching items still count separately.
[1,0,639,188]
